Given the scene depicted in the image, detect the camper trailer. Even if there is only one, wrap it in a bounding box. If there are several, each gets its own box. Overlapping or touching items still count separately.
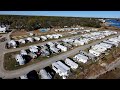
[18,39,26,44]
[56,61,70,72]
[50,46,60,53]
[57,44,67,52]
[46,35,53,39]
[40,36,47,41]
[0,26,6,33]
[26,37,33,42]
[15,54,25,65]
[29,46,38,53]
[89,49,101,57]
[28,52,37,59]
[8,40,17,48]
[73,54,88,63]
[20,50,27,55]
[20,75,28,79]
[52,62,68,79]
[65,58,78,70]
[33,37,40,41]
[39,69,52,79]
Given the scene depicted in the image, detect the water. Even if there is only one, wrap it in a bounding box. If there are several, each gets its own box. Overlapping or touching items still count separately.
[106,19,120,28]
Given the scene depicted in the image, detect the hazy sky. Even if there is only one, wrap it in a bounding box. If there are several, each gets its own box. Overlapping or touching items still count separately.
[0,11,120,18]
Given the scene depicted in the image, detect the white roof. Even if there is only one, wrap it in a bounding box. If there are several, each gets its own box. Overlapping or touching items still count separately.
[0,27,6,31]
[34,37,40,40]
[19,39,25,42]
[15,54,25,65]
[50,46,59,52]
[20,75,28,79]
[9,40,16,46]
[39,69,51,79]
[65,58,78,67]
[74,54,88,60]
[89,49,101,57]
[47,42,55,47]
[41,36,47,39]
[57,44,67,49]
[20,50,27,55]
[52,62,66,73]
[57,61,70,71]
[29,46,38,52]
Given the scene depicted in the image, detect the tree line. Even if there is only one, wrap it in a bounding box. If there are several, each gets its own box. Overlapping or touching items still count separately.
[0,15,102,31]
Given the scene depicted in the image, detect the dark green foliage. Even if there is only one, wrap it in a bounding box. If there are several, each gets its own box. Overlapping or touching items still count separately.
[0,15,101,31]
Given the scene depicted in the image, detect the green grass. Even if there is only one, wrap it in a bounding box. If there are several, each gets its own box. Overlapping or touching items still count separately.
[4,48,68,70]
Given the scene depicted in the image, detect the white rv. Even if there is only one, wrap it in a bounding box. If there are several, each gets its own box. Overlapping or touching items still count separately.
[0,27,6,33]
[26,37,33,42]
[73,54,88,63]
[20,50,27,55]
[15,54,25,65]
[89,49,101,57]
[33,37,40,41]
[56,61,70,72]
[29,46,38,53]
[18,39,26,44]
[65,58,78,70]
[50,46,60,53]
[52,62,68,79]
[39,69,52,79]
[40,36,47,41]
[20,75,28,79]
[57,44,67,52]
[8,40,17,48]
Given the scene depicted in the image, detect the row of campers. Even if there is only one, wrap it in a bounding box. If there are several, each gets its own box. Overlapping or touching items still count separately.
[6,34,62,49]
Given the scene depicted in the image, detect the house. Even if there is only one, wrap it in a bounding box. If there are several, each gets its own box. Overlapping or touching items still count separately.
[20,75,28,79]
[89,49,101,57]
[50,46,60,53]
[57,44,67,52]
[65,58,78,70]
[15,54,25,65]
[26,37,33,42]
[28,52,37,59]
[73,54,88,63]
[0,26,6,33]
[33,37,40,41]
[52,62,68,79]
[29,46,38,53]
[20,50,27,55]
[40,36,47,41]
[18,39,26,44]
[39,69,52,79]
[56,61,70,72]
[8,40,17,48]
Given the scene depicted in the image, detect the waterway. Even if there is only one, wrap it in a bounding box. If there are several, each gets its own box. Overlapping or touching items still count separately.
[106,19,120,28]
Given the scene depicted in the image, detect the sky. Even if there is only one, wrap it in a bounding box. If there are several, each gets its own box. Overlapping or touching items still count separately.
[0,11,120,18]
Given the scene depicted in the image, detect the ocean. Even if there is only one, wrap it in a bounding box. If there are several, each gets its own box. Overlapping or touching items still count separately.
[106,19,120,28]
